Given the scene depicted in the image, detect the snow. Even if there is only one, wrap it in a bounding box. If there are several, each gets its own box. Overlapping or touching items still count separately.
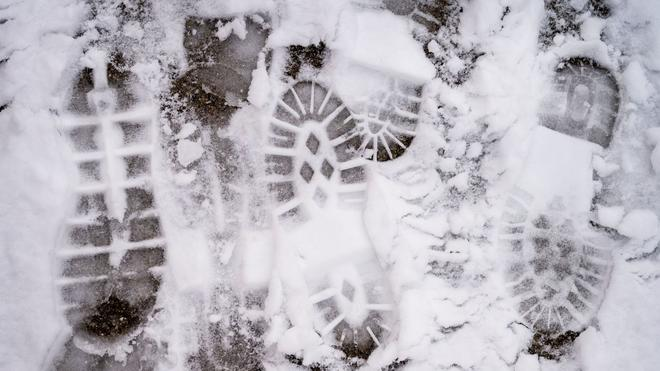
[580,16,606,42]
[622,61,656,106]
[247,53,270,107]
[335,9,435,84]
[2,0,660,370]
[593,155,620,177]
[577,265,660,371]
[216,17,247,41]
[176,139,203,167]
[596,205,625,229]
[617,209,659,240]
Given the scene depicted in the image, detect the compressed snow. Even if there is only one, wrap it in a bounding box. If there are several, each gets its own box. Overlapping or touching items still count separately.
[334,9,435,84]
[617,209,659,240]
[515,127,598,215]
[438,157,458,173]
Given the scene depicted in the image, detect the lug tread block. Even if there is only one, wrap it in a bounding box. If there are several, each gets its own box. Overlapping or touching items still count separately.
[68,221,112,247]
[125,187,155,214]
[61,280,109,306]
[75,193,107,215]
[119,247,165,274]
[61,253,112,278]
[124,155,150,178]
[128,216,161,242]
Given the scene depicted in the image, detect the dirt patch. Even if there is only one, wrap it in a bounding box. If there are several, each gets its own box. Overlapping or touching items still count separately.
[285,42,327,79]
[528,330,582,360]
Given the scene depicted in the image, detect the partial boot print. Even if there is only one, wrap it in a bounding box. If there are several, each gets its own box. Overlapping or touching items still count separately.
[499,54,621,360]
[53,51,165,363]
[352,78,423,162]
[334,4,433,162]
[266,81,367,216]
[171,16,269,131]
[266,80,396,365]
[166,14,271,371]
[540,57,620,149]
[500,189,612,333]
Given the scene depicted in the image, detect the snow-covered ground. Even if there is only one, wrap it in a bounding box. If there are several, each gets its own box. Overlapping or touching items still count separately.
[1,0,660,370]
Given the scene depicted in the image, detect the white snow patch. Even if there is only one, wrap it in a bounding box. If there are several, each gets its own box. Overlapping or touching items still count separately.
[123,21,145,40]
[269,0,346,47]
[446,53,466,75]
[596,205,625,229]
[593,155,620,177]
[622,61,656,105]
[175,123,197,139]
[335,9,435,84]
[174,169,197,186]
[247,53,270,107]
[617,209,659,240]
[515,353,541,371]
[466,142,483,159]
[580,16,606,41]
[447,172,470,192]
[438,157,458,173]
[216,17,247,41]
[577,266,660,371]
[176,139,204,167]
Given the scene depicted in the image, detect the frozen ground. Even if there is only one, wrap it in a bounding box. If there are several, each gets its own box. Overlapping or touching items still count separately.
[1,0,660,370]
